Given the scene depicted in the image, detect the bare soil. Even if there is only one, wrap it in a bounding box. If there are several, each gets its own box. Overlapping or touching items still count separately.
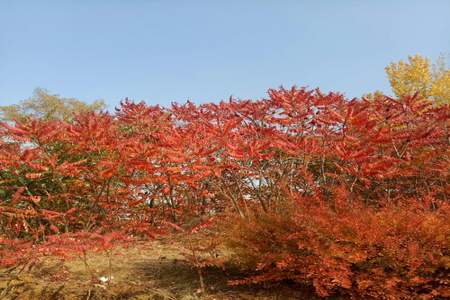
[0,238,327,300]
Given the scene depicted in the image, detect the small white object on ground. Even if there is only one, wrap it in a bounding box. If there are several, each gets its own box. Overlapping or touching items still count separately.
[98,276,114,283]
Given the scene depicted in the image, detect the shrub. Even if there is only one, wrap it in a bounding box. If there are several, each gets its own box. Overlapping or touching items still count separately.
[0,86,448,298]
[220,199,450,299]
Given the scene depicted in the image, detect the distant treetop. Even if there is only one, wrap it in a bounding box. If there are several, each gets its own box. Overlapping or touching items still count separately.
[385,54,449,106]
[0,88,106,122]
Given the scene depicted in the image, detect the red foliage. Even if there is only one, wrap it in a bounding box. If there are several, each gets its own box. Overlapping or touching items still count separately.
[0,87,449,298]
[222,200,450,299]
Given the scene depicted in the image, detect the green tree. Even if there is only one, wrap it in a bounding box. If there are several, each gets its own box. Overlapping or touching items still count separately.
[0,88,106,122]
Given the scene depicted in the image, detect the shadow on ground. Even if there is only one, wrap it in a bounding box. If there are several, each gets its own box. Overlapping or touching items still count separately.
[0,240,332,299]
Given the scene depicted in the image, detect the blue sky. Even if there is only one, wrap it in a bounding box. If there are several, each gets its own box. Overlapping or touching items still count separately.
[1,0,449,109]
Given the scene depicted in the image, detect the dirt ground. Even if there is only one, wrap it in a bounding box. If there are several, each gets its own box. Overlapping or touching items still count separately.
[0,238,327,300]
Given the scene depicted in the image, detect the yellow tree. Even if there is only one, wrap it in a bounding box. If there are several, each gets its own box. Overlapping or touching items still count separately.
[385,54,450,105]
[0,88,106,122]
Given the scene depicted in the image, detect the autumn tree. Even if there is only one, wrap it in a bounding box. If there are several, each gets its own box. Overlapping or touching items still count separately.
[0,88,105,122]
[385,54,450,105]
[1,86,449,298]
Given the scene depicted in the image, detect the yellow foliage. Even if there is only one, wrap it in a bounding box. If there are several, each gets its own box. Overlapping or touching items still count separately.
[385,54,449,105]
[430,67,450,105]
[362,90,385,102]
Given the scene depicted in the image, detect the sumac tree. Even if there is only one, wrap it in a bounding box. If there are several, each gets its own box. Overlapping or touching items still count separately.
[0,87,448,298]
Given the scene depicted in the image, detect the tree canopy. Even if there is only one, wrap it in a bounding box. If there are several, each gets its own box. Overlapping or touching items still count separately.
[385,54,450,105]
[0,88,105,122]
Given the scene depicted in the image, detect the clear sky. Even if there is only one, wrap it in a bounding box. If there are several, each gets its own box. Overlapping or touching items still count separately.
[1,0,449,109]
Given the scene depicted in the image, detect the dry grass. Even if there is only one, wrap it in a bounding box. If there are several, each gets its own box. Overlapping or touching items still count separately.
[0,238,324,300]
